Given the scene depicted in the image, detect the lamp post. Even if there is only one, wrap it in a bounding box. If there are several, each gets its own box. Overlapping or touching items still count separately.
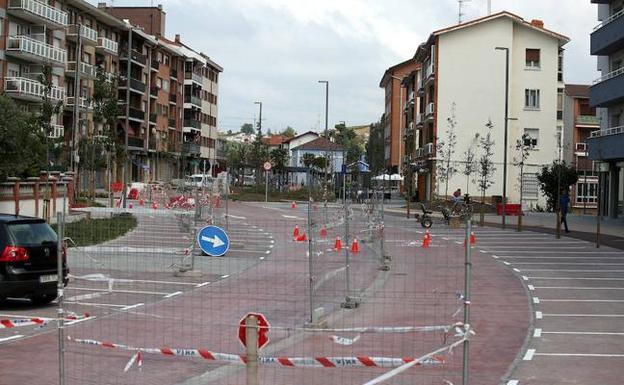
[318,80,329,225]
[495,46,510,229]
[254,101,262,135]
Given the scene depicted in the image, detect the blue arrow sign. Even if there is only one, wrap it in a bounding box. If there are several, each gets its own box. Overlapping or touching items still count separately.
[197,225,230,257]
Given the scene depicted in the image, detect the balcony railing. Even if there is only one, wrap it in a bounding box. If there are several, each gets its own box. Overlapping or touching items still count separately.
[424,142,434,156]
[120,49,147,66]
[416,113,424,126]
[67,24,98,45]
[127,136,144,149]
[167,141,181,153]
[169,118,177,128]
[590,67,624,107]
[119,77,146,93]
[7,0,68,29]
[182,142,201,155]
[169,94,177,104]
[150,86,158,98]
[170,68,178,79]
[576,115,600,126]
[183,119,201,130]
[185,71,203,84]
[424,63,435,80]
[96,36,118,55]
[65,96,92,110]
[129,107,145,120]
[6,36,66,66]
[151,60,160,71]
[425,102,435,116]
[590,125,624,138]
[415,148,424,158]
[184,94,202,107]
[592,66,624,85]
[66,61,97,78]
[149,113,157,124]
[594,7,624,31]
[4,77,64,101]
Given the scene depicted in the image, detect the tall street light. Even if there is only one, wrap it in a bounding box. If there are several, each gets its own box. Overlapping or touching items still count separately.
[495,46,510,229]
[254,101,263,135]
[318,81,330,223]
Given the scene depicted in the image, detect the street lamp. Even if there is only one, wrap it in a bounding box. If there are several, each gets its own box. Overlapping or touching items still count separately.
[254,101,262,135]
[495,46,510,229]
[318,80,330,224]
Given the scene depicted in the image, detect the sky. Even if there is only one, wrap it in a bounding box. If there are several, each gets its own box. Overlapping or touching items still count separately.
[96,0,599,135]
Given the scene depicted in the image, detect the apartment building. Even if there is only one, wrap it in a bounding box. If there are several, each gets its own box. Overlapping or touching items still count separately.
[563,84,599,213]
[379,59,419,173]
[406,11,568,207]
[588,0,624,219]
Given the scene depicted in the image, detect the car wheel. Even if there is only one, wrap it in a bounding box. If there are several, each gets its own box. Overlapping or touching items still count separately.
[421,218,433,228]
[31,294,57,306]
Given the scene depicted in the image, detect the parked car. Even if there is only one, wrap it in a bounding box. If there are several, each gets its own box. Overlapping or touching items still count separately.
[185,174,214,189]
[0,215,68,305]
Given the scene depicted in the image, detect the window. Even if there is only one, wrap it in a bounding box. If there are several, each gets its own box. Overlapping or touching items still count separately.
[162,79,169,92]
[526,49,540,68]
[156,77,163,89]
[576,179,598,205]
[524,128,539,148]
[525,89,540,109]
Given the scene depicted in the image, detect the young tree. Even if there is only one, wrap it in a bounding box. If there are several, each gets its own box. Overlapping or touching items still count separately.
[536,161,579,211]
[225,141,250,185]
[270,148,289,189]
[0,95,46,181]
[462,146,477,194]
[513,134,533,214]
[332,122,364,165]
[301,153,316,168]
[476,119,497,225]
[436,103,458,199]
[240,123,254,135]
[281,126,296,138]
[366,119,385,176]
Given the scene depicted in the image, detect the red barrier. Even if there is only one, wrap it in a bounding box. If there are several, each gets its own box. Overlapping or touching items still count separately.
[496,203,522,216]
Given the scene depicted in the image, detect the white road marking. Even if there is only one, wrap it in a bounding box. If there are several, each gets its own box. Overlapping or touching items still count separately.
[164,291,183,298]
[227,215,246,220]
[513,268,521,272]
[492,255,499,259]
[281,215,303,219]
[0,335,24,343]
[66,292,106,301]
[533,297,540,304]
[522,276,529,281]
[528,277,624,281]
[528,285,535,291]
[121,303,144,310]
[67,287,170,296]
[221,274,230,279]
[64,301,127,308]
[542,314,624,318]
[536,311,543,319]
[494,252,624,255]
[520,269,624,272]
[512,262,624,266]
[260,256,265,260]
[507,381,519,385]
[503,261,511,266]
[533,328,542,337]
[540,299,624,303]
[534,286,624,290]
[535,353,624,358]
[195,282,210,288]
[542,331,624,336]
[483,246,587,250]
[66,316,95,326]
[523,349,536,361]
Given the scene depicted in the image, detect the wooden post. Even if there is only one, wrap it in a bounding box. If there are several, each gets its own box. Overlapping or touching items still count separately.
[245,315,259,385]
[13,181,20,216]
[34,182,40,218]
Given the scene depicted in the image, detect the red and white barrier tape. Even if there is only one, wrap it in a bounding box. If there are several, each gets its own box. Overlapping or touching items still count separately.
[240,322,462,334]
[0,313,90,329]
[67,336,445,369]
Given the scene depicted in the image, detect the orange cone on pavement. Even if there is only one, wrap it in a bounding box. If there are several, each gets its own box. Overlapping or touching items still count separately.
[320,227,328,238]
[334,236,342,250]
[351,238,360,253]
[151,202,158,210]
[291,201,297,209]
[293,225,300,238]
[470,232,476,246]
[422,230,431,248]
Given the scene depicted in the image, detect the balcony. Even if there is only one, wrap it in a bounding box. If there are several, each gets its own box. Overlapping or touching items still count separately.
[182,142,201,156]
[590,67,624,107]
[66,24,98,46]
[425,102,435,117]
[4,77,64,103]
[127,136,144,149]
[96,36,118,55]
[151,60,160,72]
[170,68,178,79]
[183,119,201,131]
[588,126,624,161]
[7,0,68,30]
[65,96,92,110]
[6,36,66,67]
[576,115,600,126]
[591,8,624,56]
[169,94,177,104]
[169,118,177,128]
[424,63,435,84]
[423,142,434,156]
[415,148,424,158]
[416,113,424,126]
[416,79,424,96]
[66,61,97,79]
[119,77,146,94]
[185,71,203,84]
[49,124,64,139]
[184,94,202,107]
[150,86,158,98]
[120,49,147,66]
[149,113,157,125]
[129,107,145,121]
[167,141,181,154]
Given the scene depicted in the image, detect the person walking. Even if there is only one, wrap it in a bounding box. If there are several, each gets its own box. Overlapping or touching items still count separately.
[559,190,570,233]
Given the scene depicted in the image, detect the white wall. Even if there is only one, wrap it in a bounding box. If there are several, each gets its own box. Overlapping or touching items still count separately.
[436,16,563,207]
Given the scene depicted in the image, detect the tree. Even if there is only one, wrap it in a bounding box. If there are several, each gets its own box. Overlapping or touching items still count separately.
[281,126,296,138]
[0,95,46,181]
[312,155,328,171]
[536,161,578,211]
[513,134,533,214]
[476,119,496,225]
[332,122,364,166]
[37,66,64,171]
[225,141,250,185]
[367,119,385,176]
[301,153,316,168]
[462,146,477,194]
[270,148,289,189]
[240,123,254,135]
[436,103,458,198]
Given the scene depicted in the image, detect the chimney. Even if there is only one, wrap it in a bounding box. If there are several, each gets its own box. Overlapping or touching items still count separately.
[175,34,181,43]
[531,19,544,29]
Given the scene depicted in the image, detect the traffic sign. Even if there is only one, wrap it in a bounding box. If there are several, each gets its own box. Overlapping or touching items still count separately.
[239,312,270,349]
[263,161,272,171]
[197,225,230,257]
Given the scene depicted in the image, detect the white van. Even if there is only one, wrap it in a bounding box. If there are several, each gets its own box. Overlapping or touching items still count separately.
[185,174,214,189]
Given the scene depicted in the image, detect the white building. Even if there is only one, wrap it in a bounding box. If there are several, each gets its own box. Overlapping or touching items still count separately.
[412,11,569,208]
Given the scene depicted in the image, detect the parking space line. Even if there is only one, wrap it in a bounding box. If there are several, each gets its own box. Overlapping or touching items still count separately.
[67,287,171,296]
[533,297,540,304]
[539,299,624,303]
[536,311,543,319]
[507,380,519,385]
[66,316,95,326]
[527,277,624,281]
[66,292,107,301]
[535,353,624,358]
[121,303,144,310]
[164,291,182,298]
[534,286,624,290]
[64,301,127,308]
[0,335,24,343]
[195,282,210,288]
[542,331,624,336]
[528,285,535,291]
[542,314,624,318]
[221,274,230,279]
[523,349,536,361]
[533,328,542,337]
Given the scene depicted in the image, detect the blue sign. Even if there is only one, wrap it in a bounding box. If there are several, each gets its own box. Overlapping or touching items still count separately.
[197,225,230,257]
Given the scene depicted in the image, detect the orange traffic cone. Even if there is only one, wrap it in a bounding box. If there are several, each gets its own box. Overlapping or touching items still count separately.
[470,232,476,246]
[351,238,360,253]
[293,225,300,238]
[320,227,328,238]
[296,233,307,242]
[291,201,297,209]
[422,230,431,248]
[151,202,158,210]
[334,236,343,250]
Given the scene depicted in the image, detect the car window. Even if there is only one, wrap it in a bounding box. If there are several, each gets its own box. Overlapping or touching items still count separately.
[8,223,57,245]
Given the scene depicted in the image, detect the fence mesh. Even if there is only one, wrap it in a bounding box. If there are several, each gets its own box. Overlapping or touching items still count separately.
[48,185,470,385]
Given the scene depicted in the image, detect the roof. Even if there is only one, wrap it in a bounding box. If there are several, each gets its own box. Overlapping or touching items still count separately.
[284,131,319,144]
[415,11,569,60]
[67,0,127,28]
[379,59,419,87]
[565,84,590,99]
[261,135,289,146]
[291,137,344,152]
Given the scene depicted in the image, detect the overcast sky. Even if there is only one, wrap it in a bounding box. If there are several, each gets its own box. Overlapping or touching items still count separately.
[98,0,599,135]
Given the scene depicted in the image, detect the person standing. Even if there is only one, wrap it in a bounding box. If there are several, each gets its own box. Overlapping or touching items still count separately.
[559,190,570,233]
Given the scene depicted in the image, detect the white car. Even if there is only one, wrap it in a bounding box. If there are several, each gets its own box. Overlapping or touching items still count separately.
[186,174,214,189]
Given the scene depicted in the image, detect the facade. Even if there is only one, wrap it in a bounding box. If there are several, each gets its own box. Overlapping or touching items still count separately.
[563,84,599,213]
[406,11,568,207]
[379,59,419,173]
[289,137,344,186]
[588,0,624,219]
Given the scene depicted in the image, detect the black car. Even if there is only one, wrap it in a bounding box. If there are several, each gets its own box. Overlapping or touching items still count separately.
[0,214,68,305]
